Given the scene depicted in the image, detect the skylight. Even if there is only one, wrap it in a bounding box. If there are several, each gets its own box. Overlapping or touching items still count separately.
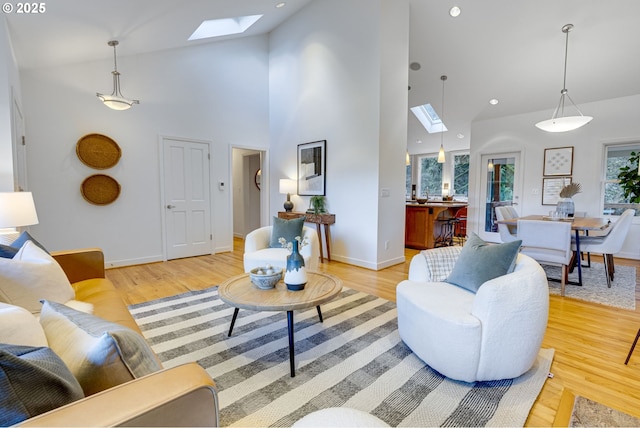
[410,103,447,133]
[188,15,263,41]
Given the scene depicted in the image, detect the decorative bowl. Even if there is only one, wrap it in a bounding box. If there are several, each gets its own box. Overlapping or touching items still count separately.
[249,266,283,290]
[416,198,428,204]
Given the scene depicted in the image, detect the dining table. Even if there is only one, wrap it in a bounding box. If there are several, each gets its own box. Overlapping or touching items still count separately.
[497,214,613,286]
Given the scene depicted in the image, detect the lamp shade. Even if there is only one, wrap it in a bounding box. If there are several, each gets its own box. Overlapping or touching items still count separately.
[0,192,39,228]
[279,179,297,195]
[534,115,593,133]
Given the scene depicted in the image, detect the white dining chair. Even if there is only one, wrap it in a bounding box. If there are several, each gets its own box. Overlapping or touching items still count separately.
[517,219,573,296]
[571,209,636,288]
[494,206,519,243]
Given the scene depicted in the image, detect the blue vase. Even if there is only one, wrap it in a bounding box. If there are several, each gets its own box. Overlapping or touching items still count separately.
[285,240,307,291]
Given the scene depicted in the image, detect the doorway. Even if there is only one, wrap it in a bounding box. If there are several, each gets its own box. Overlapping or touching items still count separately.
[232,148,265,238]
[161,137,212,260]
[478,152,522,242]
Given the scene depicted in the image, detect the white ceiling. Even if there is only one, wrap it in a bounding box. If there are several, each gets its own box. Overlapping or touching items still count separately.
[5,0,640,151]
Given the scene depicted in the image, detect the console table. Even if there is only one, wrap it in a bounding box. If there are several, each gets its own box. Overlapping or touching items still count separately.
[278,211,335,262]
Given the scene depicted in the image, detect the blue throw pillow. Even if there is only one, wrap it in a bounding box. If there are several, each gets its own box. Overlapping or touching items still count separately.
[269,216,305,248]
[0,244,18,259]
[0,344,84,426]
[445,233,522,293]
[11,231,49,254]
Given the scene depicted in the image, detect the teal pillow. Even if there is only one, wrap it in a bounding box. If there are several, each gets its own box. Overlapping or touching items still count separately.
[445,233,522,293]
[269,216,305,248]
[0,344,84,426]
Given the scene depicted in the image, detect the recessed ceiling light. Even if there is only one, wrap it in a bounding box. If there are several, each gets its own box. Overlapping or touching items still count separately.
[449,6,461,17]
[416,139,423,144]
[275,2,286,8]
[489,98,499,105]
[457,134,465,139]
[189,15,263,40]
[409,62,421,71]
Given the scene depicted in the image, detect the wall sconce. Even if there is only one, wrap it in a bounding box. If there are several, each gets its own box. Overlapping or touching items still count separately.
[279,179,297,212]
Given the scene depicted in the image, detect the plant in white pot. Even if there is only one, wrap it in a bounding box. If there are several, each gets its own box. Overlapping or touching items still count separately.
[557,182,582,217]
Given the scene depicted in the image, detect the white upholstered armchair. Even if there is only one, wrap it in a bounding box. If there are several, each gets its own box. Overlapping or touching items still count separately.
[396,245,549,382]
[243,225,320,273]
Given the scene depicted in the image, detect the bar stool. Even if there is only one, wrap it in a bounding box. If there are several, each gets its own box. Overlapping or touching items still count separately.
[434,211,455,247]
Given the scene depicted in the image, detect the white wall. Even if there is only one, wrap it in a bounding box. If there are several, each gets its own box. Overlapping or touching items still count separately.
[268,0,409,269]
[470,94,640,259]
[20,36,270,265]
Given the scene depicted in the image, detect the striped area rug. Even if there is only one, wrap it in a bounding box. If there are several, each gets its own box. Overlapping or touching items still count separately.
[129,287,553,427]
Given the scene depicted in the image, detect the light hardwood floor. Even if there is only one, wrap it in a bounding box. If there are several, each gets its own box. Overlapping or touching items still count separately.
[107,238,640,427]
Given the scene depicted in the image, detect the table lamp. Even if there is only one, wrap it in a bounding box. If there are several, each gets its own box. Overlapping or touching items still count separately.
[0,192,40,229]
[279,179,297,212]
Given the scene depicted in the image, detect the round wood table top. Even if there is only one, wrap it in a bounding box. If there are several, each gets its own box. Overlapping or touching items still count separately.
[218,271,343,312]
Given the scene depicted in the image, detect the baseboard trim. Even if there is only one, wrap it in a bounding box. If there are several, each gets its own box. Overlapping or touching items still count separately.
[106,255,164,269]
[330,254,405,271]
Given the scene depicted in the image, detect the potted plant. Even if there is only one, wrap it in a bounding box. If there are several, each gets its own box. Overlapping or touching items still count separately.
[307,196,327,214]
[557,182,582,217]
[617,151,640,203]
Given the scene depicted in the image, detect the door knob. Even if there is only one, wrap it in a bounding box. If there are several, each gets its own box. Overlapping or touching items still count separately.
[166,204,176,209]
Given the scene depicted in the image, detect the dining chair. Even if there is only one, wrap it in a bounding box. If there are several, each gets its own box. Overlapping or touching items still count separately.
[494,206,519,243]
[517,219,573,296]
[571,209,636,288]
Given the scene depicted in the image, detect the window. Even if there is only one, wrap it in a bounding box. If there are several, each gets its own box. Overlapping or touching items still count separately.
[604,144,640,216]
[410,103,447,134]
[453,154,469,197]
[418,155,443,198]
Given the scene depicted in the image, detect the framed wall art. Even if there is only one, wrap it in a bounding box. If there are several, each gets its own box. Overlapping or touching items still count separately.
[542,176,572,205]
[543,146,574,176]
[297,140,326,196]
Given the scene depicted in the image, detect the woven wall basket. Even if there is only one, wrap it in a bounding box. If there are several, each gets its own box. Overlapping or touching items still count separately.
[81,174,121,205]
[76,133,121,169]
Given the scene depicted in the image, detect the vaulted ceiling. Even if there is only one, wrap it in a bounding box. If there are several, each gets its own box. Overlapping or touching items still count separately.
[5,0,640,152]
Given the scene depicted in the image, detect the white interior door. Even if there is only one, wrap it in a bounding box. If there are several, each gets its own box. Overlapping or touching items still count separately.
[12,98,27,191]
[478,151,522,242]
[162,138,212,260]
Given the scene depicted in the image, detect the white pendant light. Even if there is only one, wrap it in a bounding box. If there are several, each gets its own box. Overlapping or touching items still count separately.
[97,41,140,110]
[438,75,447,163]
[535,24,592,132]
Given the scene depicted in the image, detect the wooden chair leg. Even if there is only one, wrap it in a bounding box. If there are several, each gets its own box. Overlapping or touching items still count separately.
[625,328,640,365]
[561,265,567,296]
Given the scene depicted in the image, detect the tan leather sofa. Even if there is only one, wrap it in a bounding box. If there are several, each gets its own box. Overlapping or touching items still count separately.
[17,248,220,427]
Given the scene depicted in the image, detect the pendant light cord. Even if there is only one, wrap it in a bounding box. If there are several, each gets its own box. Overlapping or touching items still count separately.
[562,26,570,91]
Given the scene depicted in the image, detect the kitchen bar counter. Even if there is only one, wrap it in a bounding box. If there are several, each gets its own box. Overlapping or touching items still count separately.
[405,202,467,249]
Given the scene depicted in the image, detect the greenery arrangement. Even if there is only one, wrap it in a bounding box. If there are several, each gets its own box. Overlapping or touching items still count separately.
[308,196,327,214]
[617,151,640,203]
[559,182,582,198]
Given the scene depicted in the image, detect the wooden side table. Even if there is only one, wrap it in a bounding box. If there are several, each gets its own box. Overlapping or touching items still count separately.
[278,211,335,262]
[219,271,343,376]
